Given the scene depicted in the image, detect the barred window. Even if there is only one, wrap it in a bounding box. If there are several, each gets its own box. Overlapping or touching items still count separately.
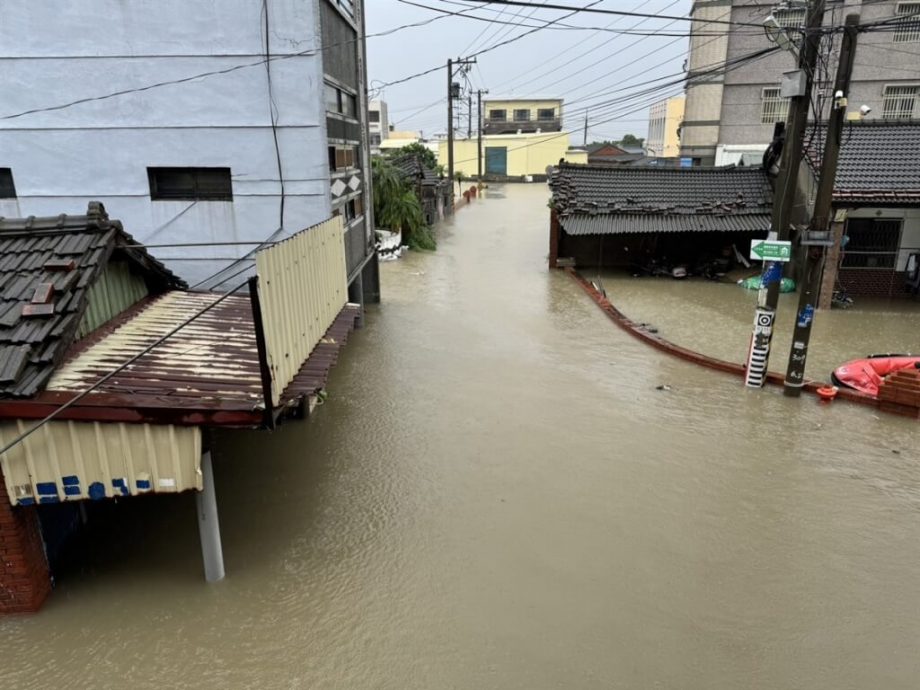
[895,2,920,43]
[882,85,918,119]
[148,168,232,201]
[773,7,806,28]
[537,108,555,121]
[760,87,789,124]
[488,109,506,121]
[513,109,531,122]
[842,219,902,269]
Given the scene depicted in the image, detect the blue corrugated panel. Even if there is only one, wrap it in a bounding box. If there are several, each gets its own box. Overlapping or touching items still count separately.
[63,485,82,496]
[36,482,58,496]
[62,475,80,486]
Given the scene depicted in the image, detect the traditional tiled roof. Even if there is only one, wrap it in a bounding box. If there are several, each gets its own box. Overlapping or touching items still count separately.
[0,202,184,398]
[803,120,920,206]
[392,153,445,187]
[549,163,773,235]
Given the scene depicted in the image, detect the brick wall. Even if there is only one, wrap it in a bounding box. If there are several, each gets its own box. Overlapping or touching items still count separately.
[0,473,52,614]
[837,269,910,298]
[878,369,920,419]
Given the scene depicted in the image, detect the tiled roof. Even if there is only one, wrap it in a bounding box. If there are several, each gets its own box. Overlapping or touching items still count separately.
[0,202,183,398]
[549,163,773,235]
[392,153,445,187]
[804,120,920,206]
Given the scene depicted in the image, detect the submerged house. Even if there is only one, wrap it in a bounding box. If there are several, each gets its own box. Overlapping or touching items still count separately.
[0,203,359,613]
[392,153,453,225]
[802,121,920,303]
[548,164,773,270]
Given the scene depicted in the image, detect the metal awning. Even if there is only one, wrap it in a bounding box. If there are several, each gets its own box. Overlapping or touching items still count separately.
[560,213,771,236]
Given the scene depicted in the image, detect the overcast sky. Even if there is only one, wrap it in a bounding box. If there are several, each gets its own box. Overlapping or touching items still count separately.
[365,0,692,143]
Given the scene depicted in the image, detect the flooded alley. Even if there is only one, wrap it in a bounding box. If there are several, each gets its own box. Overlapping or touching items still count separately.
[3,184,920,689]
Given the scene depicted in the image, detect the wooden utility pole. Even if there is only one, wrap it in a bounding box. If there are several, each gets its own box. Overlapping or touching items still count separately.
[447,58,454,184]
[744,0,827,387]
[783,14,860,395]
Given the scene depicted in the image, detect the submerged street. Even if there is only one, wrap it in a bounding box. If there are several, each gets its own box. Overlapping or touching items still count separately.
[3,184,920,688]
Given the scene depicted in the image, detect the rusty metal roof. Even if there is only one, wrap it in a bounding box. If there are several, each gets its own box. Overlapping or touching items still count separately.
[0,291,360,427]
[0,202,184,398]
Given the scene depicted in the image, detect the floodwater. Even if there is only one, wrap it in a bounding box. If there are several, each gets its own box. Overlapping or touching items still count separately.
[2,183,920,689]
[599,271,920,382]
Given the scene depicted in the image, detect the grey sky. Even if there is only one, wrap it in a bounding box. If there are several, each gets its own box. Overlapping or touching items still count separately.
[365,0,692,143]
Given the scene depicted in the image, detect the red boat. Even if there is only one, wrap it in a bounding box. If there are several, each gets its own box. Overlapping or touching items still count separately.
[831,355,920,397]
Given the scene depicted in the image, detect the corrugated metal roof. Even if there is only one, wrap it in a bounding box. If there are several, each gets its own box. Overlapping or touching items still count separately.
[0,202,184,398]
[804,121,920,206]
[561,214,771,236]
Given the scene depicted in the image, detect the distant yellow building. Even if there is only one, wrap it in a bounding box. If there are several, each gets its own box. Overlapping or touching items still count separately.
[483,97,564,134]
[646,96,685,158]
[439,132,586,180]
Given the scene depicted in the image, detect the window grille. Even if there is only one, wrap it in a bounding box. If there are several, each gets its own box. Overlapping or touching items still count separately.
[513,109,531,122]
[842,219,903,269]
[148,168,232,201]
[773,7,806,28]
[895,2,920,42]
[760,88,789,124]
[882,85,918,119]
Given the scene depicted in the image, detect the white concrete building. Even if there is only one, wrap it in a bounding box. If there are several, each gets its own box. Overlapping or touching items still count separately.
[368,99,389,154]
[0,0,377,299]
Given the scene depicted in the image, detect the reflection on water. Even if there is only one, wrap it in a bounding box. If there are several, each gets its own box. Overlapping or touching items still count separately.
[1,184,919,689]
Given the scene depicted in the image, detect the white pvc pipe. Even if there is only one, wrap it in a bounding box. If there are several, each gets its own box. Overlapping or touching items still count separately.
[196,450,225,582]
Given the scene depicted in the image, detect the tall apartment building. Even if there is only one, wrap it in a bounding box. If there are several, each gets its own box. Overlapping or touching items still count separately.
[646,95,686,158]
[0,0,378,299]
[681,0,920,165]
[368,99,389,154]
[483,97,564,134]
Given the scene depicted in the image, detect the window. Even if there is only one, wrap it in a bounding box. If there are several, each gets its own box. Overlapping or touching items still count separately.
[883,85,918,118]
[488,109,506,121]
[325,83,339,113]
[325,82,358,118]
[342,92,357,118]
[344,195,363,222]
[0,169,16,199]
[370,133,381,146]
[895,2,920,43]
[369,110,380,123]
[328,146,337,172]
[148,168,232,201]
[773,7,806,28]
[513,109,531,122]
[760,87,789,124]
[842,219,902,268]
[537,108,555,121]
[329,145,360,172]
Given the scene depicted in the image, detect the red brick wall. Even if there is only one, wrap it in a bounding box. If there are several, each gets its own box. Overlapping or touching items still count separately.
[837,269,910,298]
[0,473,51,614]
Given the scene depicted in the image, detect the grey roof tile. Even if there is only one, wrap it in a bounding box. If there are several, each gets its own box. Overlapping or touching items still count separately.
[549,163,773,235]
[0,202,186,398]
[804,120,920,205]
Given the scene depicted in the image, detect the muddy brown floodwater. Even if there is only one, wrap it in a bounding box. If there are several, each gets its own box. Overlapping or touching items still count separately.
[1,184,919,689]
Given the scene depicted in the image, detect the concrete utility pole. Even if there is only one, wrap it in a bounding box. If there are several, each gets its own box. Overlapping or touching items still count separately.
[477,89,488,180]
[744,0,827,387]
[447,58,454,184]
[583,112,588,147]
[784,13,860,395]
[468,93,472,139]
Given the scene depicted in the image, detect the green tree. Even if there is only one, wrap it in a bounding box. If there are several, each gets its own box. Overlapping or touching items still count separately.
[371,157,436,250]
[618,133,645,148]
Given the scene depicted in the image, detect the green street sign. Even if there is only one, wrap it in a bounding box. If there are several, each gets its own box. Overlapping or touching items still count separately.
[750,239,792,262]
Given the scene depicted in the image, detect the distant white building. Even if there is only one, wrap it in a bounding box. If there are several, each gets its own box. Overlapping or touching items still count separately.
[368,99,389,154]
[0,0,378,299]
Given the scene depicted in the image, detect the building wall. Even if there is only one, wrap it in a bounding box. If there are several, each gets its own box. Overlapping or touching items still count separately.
[680,0,732,162]
[368,98,388,153]
[0,0,374,289]
[647,96,685,158]
[440,132,579,178]
[0,471,50,614]
[483,99,564,132]
[683,0,917,162]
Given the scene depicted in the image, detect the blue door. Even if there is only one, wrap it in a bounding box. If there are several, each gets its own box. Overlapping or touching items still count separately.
[485,147,508,175]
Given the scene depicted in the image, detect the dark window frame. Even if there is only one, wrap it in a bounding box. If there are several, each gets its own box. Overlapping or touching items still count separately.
[513,109,531,122]
[148,167,233,201]
[537,108,555,121]
[0,168,16,199]
[488,109,507,121]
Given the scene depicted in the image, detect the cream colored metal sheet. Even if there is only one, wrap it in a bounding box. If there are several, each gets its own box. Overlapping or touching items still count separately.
[0,420,201,506]
[255,216,348,405]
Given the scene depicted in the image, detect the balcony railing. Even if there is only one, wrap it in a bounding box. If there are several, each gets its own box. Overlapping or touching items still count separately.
[483,118,562,133]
